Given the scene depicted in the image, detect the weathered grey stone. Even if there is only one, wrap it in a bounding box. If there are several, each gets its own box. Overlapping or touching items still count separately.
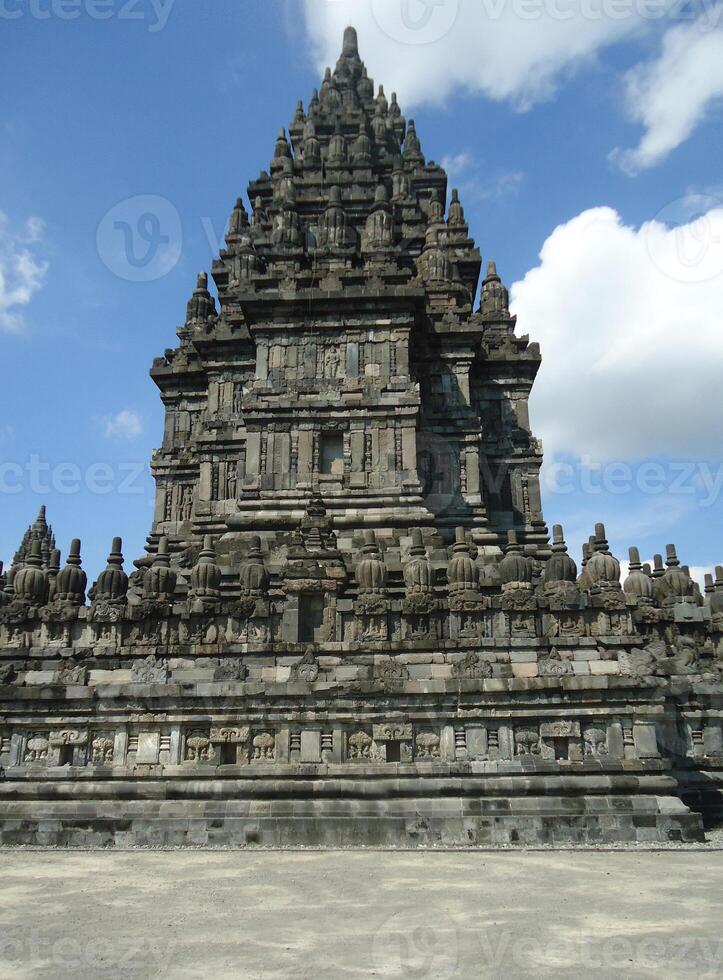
[0,27,719,847]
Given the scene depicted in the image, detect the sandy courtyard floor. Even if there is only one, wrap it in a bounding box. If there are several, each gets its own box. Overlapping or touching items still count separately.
[0,849,721,979]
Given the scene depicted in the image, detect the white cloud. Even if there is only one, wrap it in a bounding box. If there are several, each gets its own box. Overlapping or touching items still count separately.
[302,0,663,110]
[103,409,143,441]
[510,204,723,462]
[0,212,48,332]
[611,15,723,174]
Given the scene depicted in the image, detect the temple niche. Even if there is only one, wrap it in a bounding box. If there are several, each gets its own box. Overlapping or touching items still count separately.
[0,28,721,848]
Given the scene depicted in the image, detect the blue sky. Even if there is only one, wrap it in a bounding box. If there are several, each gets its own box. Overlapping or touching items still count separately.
[1,0,723,582]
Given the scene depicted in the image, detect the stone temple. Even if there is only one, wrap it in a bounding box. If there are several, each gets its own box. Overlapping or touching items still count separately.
[1,28,721,846]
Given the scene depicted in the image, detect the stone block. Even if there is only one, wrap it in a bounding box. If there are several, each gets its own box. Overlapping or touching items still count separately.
[135,733,160,765]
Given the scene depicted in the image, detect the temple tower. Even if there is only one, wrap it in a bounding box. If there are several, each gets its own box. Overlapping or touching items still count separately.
[148,27,547,565]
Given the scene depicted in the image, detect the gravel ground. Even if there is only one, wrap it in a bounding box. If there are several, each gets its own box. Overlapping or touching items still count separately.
[1,848,722,979]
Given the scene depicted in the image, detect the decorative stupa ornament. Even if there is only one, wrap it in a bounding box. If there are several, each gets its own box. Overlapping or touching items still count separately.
[404,529,433,595]
[710,566,723,623]
[0,562,6,608]
[479,260,510,320]
[54,539,87,607]
[317,184,351,250]
[363,183,394,253]
[143,536,177,604]
[185,272,216,328]
[47,548,61,601]
[499,529,533,591]
[447,527,479,595]
[351,118,372,164]
[13,540,49,607]
[271,184,301,247]
[447,188,465,227]
[225,197,249,248]
[542,524,577,587]
[651,553,668,605]
[189,535,221,610]
[403,118,423,164]
[585,524,621,591]
[302,118,321,165]
[419,227,450,283]
[2,566,15,603]
[663,544,697,603]
[623,547,654,603]
[238,535,269,598]
[356,530,387,595]
[92,537,129,605]
[327,118,347,166]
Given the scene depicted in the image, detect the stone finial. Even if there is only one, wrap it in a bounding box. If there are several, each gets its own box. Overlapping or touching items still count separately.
[13,539,49,606]
[543,524,577,585]
[328,119,347,163]
[47,548,61,598]
[585,524,620,589]
[190,535,221,600]
[94,537,129,603]
[143,536,177,602]
[663,543,694,600]
[3,566,15,601]
[357,65,374,100]
[448,188,465,226]
[418,229,451,282]
[704,573,714,594]
[389,91,401,117]
[185,272,216,325]
[447,527,478,593]
[274,127,291,159]
[55,538,87,606]
[499,529,533,586]
[356,530,387,594]
[226,197,249,245]
[342,24,359,56]
[624,546,653,601]
[293,99,305,124]
[404,529,433,595]
[352,119,372,162]
[711,566,723,615]
[403,119,422,161]
[376,84,388,112]
[480,260,510,318]
[239,534,269,597]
